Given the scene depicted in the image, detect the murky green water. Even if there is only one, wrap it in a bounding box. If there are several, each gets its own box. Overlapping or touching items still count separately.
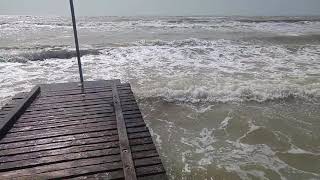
[139,98,320,179]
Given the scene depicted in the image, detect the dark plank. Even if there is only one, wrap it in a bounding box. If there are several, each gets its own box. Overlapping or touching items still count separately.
[29,98,114,109]
[138,174,168,180]
[11,118,117,133]
[128,131,152,140]
[26,100,113,112]
[6,123,117,137]
[14,114,116,128]
[112,82,137,180]
[34,161,123,179]
[0,148,120,172]
[0,157,123,179]
[0,140,119,163]
[136,164,166,177]
[0,127,118,144]
[67,170,124,180]
[132,150,160,160]
[18,108,115,122]
[33,95,113,106]
[22,105,114,119]
[0,136,119,156]
[0,131,117,150]
[131,144,157,153]
[0,86,40,139]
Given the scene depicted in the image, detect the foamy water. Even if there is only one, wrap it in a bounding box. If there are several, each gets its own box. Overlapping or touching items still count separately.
[0,16,320,179]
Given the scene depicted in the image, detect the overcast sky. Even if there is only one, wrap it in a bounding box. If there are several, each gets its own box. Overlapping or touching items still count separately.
[0,0,319,16]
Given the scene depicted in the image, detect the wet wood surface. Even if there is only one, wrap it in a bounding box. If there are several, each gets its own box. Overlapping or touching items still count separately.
[0,80,167,179]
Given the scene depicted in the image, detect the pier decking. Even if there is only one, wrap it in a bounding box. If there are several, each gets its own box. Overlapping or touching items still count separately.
[0,80,167,179]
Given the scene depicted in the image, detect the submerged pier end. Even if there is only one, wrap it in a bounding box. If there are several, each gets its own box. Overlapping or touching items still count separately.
[0,80,167,179]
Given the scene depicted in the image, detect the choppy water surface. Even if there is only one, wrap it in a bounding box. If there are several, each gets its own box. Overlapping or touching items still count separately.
[0,16,320,179]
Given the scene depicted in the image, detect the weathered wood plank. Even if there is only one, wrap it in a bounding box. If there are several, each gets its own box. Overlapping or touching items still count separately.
[0,130,117,150]
[0,127,118,144]
[23,105,114,117]
[6,123,117,137]
[27,100,113,112]
[11,118,117,133]
[0,141,119,163]
[14,114,116,128]
[0,156,123,179]
[0,86,40,140]
[136,164,166,177]
[132,150,159,160]
[0,148,121,172]
[112,81,137,180]
[19,108,115,122]
[131,144,157,153]
[29,98,114,109]
[0,136,119,156]
[33,161,123,179]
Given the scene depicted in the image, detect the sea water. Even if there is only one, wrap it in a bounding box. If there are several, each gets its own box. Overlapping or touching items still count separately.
[0,16,320,179]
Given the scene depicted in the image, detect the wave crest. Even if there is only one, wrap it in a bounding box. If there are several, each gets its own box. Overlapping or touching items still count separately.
[0,47,101,63]
[133,38,222,48]
[139,86,319,104]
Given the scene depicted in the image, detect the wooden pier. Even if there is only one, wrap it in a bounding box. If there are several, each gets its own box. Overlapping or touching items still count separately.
[0,80,167,179]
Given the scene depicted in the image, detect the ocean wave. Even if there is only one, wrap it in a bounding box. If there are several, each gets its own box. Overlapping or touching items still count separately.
[0,47,101,63]
[133,38,223,47]
[138,86,320,104]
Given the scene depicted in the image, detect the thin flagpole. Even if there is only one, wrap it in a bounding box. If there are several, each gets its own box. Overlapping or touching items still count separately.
[69,0,84,91]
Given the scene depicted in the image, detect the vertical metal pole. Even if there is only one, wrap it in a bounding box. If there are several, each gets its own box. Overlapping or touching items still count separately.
[69,0,84,91]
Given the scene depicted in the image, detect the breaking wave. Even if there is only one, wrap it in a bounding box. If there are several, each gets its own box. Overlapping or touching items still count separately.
[0,47,101,63]
[139,85,320,104]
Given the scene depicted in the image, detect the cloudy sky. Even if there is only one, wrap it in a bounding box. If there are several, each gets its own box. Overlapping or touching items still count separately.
[0,0,319,16]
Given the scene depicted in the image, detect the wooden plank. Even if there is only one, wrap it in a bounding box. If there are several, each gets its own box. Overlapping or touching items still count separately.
[127,126,149,134]
[29,98,114,109]
[14,114,116,128]
[132,150,159,160]
[0,147,120,171]
[0,86,40,140]
[136,164,166,178]
[0,127,118,144]
[112,81,137,180]
[138,174,168,180]
[34,161,123,179]
[67,170,124,180]
[34,93,114,105]
[6,123,117,137]
[10,119,117,133]
[0,140,119,162]
[19,108,114,122]
[128,131,152,140]
[131,144,157,153]
[23,104,113,117]
[33,95,113,106]
[0,156,123,179]
[27,100,113,112]
[0,136,119,156]
[0,131,117,150]
[134,156,163,167]
[62,157,164,180]
[39,89,113,98]
[39,80,119,91]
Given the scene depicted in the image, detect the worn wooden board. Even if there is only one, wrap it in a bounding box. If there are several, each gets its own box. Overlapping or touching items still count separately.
[0,80,167,180]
